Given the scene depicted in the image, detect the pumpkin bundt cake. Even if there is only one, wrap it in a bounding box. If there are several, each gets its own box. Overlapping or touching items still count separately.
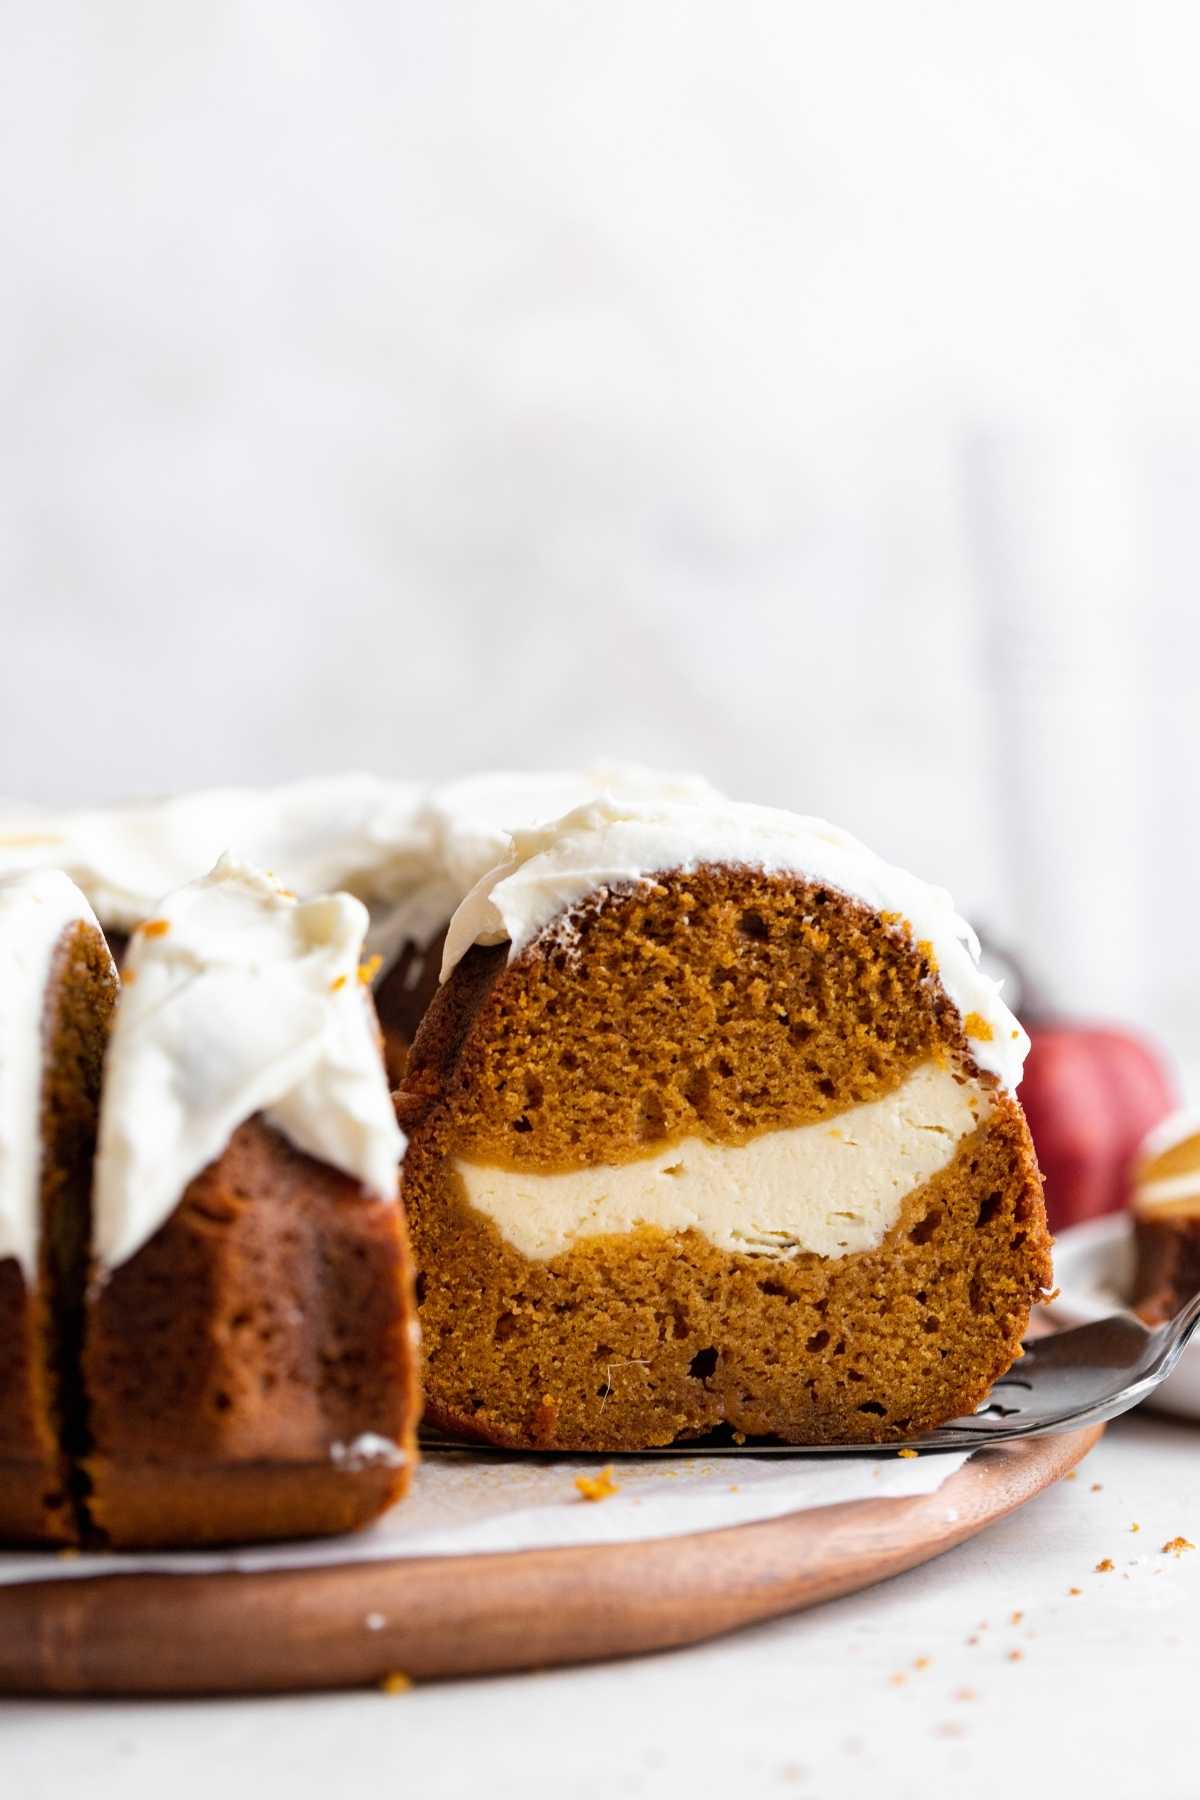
[398,799,1052,1449]
[82,855,418,1547]
[1131,1114,1200,1324]
[0,872,117,1544]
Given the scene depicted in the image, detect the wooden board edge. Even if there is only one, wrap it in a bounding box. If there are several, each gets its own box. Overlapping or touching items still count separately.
[0,1424,1103,1696]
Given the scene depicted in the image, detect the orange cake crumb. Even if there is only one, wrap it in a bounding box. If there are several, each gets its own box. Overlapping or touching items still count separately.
[575,1466,620,1503]
[1095,1558,1115,1573]
[1010,1610,1023,1625]
[1068,1586,1082,1596]
[140,918,171,939]
[379,1671,412,1694]
[1162,1537,1195,1557]
[962,1011,993,1042]
[358,955,383,986]
[1008,1650,1024,1663]
[897,1448,919,1459]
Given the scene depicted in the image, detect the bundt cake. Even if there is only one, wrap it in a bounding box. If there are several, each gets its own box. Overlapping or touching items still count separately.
[397,798,1053,1449]
[83,855,418,1547]
[0,872,117,1545]
[1131,1113,1200,1324]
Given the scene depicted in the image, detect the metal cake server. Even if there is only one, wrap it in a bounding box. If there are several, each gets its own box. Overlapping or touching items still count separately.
[419,1290,1200,1458]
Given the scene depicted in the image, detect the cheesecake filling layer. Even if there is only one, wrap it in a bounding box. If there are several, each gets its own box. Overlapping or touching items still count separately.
[455,1061,990,1263]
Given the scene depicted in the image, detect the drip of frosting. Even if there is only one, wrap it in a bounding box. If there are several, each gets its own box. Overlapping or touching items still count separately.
[0,774,429,933]
[92,855,404,1271]
[442,798,1029,1091]
[367,763,722,963]
[0,870,108,1280]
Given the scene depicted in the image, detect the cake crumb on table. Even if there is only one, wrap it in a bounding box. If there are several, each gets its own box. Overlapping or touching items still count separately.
[1095,1558,1115,1573]
[575,1466,620,1502]
[379,1671,412,1695]
[897,1447,918,1459]
[1091,1482,1103,1493]
[1068,1587,1083,1596]
[1010,1610,1023,1625]
[1162,1536,1195,1557]
[1008,1650,1024,1663]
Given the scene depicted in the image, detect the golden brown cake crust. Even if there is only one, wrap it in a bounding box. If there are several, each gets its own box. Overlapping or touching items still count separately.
[399,866,1052,1449]
[83,1114,420,1549]
[0,921,117,1546]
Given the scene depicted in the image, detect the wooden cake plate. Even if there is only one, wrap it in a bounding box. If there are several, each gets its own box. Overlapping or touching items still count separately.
[0,1425,1101,1696]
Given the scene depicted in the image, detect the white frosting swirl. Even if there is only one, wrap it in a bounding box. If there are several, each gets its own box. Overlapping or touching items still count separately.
[0,773,429,933]
[442,798,1029,1091]
[92,855,404,1271]
[0,870,110,1281]
[367,763,721,964]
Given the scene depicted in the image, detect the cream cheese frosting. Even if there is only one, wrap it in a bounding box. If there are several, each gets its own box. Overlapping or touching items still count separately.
[92,855,404,1272]
[367,763,723,967]
[0,870,108,1281]
[443,797,1029,1091]
[455,1062,989,1262]
[0,773,429,934]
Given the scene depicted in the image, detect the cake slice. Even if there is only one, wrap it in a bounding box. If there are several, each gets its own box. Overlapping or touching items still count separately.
[85,856,418,1547]
[398,800,1052,1449]
[0,872,117,1543]
[1131,1114,1200,1323]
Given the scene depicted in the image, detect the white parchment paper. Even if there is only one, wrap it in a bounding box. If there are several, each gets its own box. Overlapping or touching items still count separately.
[0,1447,969,1584]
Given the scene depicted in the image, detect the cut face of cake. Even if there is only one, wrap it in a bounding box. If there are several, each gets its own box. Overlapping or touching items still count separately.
[85,855,417,1548]
[1131,1114,1200,1324]
[371,764,720,1081]
[0,872,117,1544]
[398,800,1052,1450]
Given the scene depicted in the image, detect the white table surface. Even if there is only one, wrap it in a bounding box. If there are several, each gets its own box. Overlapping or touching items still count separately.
[3,1411,1197,1800]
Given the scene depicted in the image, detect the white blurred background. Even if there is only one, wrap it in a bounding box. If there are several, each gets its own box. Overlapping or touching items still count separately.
[2,4,1198,1060]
